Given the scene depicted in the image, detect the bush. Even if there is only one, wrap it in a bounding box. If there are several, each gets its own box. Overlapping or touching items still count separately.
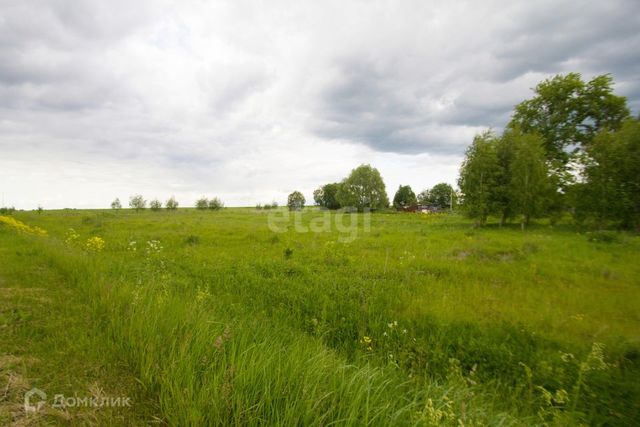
[150,199,162,211]
[129,195,146,212]
[208,197,224,210]
[166,196,179,210]
[111,198,122,210]
[195,198,209,210]
[0,206,15,215]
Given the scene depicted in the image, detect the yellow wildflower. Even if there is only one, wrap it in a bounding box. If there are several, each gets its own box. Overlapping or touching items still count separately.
[85,236,106,252]
[0,215,48,236]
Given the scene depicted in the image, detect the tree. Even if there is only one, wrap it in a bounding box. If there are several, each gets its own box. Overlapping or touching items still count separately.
[458,132,502,225]
[393,185,417,209]
[577,119,640,228]
[336,164,389,211]
[508,132,551,228]
[287,191,305,211]
[129,195,146,212]
[428,183,456,210]
[208,197,224,210]
[196,197,209,210]
[111,198,122,210]
[510,73,629,168]
[150,199,162,211]
[314,183,341,209]
[417,189,430,205]
[166,196,179,210]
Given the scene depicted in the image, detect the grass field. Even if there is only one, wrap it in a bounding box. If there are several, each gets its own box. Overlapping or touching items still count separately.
[1,208,639,425]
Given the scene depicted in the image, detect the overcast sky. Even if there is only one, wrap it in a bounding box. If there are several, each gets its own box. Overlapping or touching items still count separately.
[1,0,639,209]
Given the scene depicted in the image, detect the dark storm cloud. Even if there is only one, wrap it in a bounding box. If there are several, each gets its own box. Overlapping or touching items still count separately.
[311,0,640,154]
[1,0,640,208]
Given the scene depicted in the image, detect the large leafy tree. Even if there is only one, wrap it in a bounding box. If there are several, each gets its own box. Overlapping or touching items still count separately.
[336,164,389,211]
[427,183,455,210]
[313,183,341,209]
[458,132,502,225]
[392,185,417,209]
[508,132,552,228]
[509,73,629,168]
[576,119,640,228]
[287,191,306,211]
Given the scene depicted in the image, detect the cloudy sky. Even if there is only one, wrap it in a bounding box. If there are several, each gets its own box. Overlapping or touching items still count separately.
[1,0,639,209]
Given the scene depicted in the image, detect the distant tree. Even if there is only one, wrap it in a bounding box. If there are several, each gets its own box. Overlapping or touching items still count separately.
[166,196,179,210]
[458,132,501,226]
[417,189,430,205]
[195,197,209,210]
[36,205,44,214]
[150,199,162,211]
[508,132,552,228]
[270,201,279,209]
[314,183,341,209]
[576,119,640,228]
[129,195,146,212]
[510,73,630,169]
[393,185,417,209]
[208,197,224,210]
[336,164,389,211]
[287,191,305,211]
[111,198,122,210]
[428,183,456,210]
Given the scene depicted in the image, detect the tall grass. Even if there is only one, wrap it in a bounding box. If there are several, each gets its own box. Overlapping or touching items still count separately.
[5,208,639,425]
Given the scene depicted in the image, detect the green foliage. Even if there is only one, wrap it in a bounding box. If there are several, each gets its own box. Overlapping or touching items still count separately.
[149,199,162,211]
[313,183,341,209]
[510,73,630,167]
[165,196,179,210]
[575,120,640,229]
[110,198,122,210]
[336,164,389,211]
[287,191,305,211]
[427,183,456,210]
[508,132,552,227]
[128,194,146,212]
[417,189,430,205]
[393,185,417,209]
[208,197,224,210]
[0,206,15,215]
[458,131,501,225]
[195,197,209,210]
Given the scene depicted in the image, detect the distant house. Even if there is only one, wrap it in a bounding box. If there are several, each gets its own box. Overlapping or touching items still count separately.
[399,204,442,213]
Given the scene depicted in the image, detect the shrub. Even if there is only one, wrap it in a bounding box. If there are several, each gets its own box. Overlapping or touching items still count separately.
[166,196,179,210]
[208,197,224,210]
[195,197,209,210]
[129,195,146,212]
[0,206,15,215]
[111,198,122,210]
[150,199,162,211]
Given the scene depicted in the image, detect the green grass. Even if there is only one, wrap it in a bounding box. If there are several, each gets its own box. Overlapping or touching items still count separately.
[1,208,639,425]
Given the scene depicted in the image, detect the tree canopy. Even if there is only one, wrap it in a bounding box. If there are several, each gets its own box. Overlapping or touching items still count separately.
[336,164,389,211]
[392,185,417,209]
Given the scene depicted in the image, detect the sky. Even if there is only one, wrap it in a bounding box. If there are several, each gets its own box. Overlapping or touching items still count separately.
[1,0,639,209]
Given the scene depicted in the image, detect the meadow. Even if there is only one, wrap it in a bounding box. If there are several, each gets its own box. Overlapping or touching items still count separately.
[1,208,639,426]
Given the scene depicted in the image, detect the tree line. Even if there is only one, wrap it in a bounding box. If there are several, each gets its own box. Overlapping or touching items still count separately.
[458,73,639,229]
[110,195,223,212]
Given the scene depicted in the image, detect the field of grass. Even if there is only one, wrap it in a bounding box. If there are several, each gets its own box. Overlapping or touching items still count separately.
[1,208,639,425]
